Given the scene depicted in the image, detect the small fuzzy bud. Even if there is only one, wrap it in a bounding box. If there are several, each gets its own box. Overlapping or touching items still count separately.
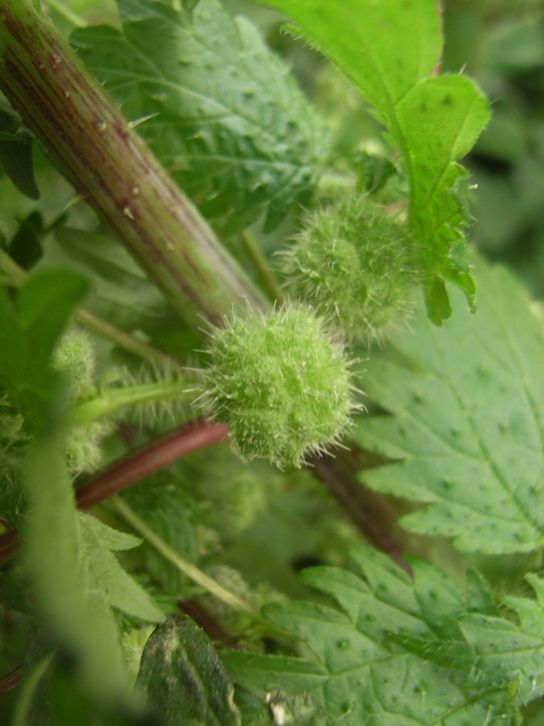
[282,197,418,342]
[64,419,114,474]
[202,306,356,469]
[52,328,96,400]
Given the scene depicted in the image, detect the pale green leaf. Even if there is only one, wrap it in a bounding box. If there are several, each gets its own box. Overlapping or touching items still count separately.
[222,546,518,725]
[137,615,241,725]
[71,0,328,232]
[354,259,544,553]
[78,512,164,623]
[255,0,490,321]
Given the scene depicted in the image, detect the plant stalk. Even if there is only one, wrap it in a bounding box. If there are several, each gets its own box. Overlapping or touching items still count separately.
[0,0,267,329]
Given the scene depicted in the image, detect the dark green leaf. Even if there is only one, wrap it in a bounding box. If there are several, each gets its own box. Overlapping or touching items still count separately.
[0,107,39,200]
[71,0,329,232]
[137,615,241,725]
[354,259,544,553]
[7,211,45,270]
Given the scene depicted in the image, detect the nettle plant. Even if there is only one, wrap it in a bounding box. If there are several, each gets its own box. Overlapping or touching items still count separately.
[0,0,544,723]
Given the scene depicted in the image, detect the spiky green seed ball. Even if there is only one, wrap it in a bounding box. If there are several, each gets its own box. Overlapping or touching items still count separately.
[282,197,417,342]
[203,306,354,469]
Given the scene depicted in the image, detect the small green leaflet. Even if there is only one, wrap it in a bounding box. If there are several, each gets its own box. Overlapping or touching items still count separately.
[255,0,490,322]
[354,258,544,554]
[137,615,241,725]
[222,546,530,725]
[71,0,328,232]
[78,512,163,623]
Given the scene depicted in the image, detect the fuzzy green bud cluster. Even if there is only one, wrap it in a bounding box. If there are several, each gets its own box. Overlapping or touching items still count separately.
[52,326,96,400]
[202,306,355,469]
[282,197,418,343]
[53,329,113,473]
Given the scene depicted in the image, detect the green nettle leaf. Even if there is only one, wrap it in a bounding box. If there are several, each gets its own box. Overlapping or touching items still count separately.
[71,0,329,232]
[222,546,528,725]
[137,615,241,725]
[354,259,544,554]
[0,105,39,200]
[255,0,490,322]
[78,512,164,623]
[459,573,544,706]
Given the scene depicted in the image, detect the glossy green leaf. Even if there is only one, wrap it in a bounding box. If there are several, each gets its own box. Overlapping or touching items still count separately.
[137,615,241,725]
[354,259,544,553]
[71,0,328,232]
[222,546,519,725]
[255,0,490,321]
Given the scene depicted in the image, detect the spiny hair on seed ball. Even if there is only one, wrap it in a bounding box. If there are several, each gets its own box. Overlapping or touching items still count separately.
[199,305,362,469]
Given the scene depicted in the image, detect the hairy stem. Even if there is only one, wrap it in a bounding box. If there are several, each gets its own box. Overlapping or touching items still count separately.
[311,448,410,573]
[75,418,228,510]
[70,379,196,427]
[239,230,285,304]
[0,0,267,328]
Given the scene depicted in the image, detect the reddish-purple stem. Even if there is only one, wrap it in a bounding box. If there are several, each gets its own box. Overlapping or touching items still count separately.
[0,418,229,565]
[0,664,23,697]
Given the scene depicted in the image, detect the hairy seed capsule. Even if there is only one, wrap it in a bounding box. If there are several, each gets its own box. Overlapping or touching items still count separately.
[202,306,356,469]
[282,197,418,343]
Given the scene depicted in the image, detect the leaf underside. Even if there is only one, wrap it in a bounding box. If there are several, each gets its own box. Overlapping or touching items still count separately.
[354,259,544,554]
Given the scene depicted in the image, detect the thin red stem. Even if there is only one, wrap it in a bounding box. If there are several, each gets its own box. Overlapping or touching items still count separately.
[0,418,229,566]
[0,664,23,696]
